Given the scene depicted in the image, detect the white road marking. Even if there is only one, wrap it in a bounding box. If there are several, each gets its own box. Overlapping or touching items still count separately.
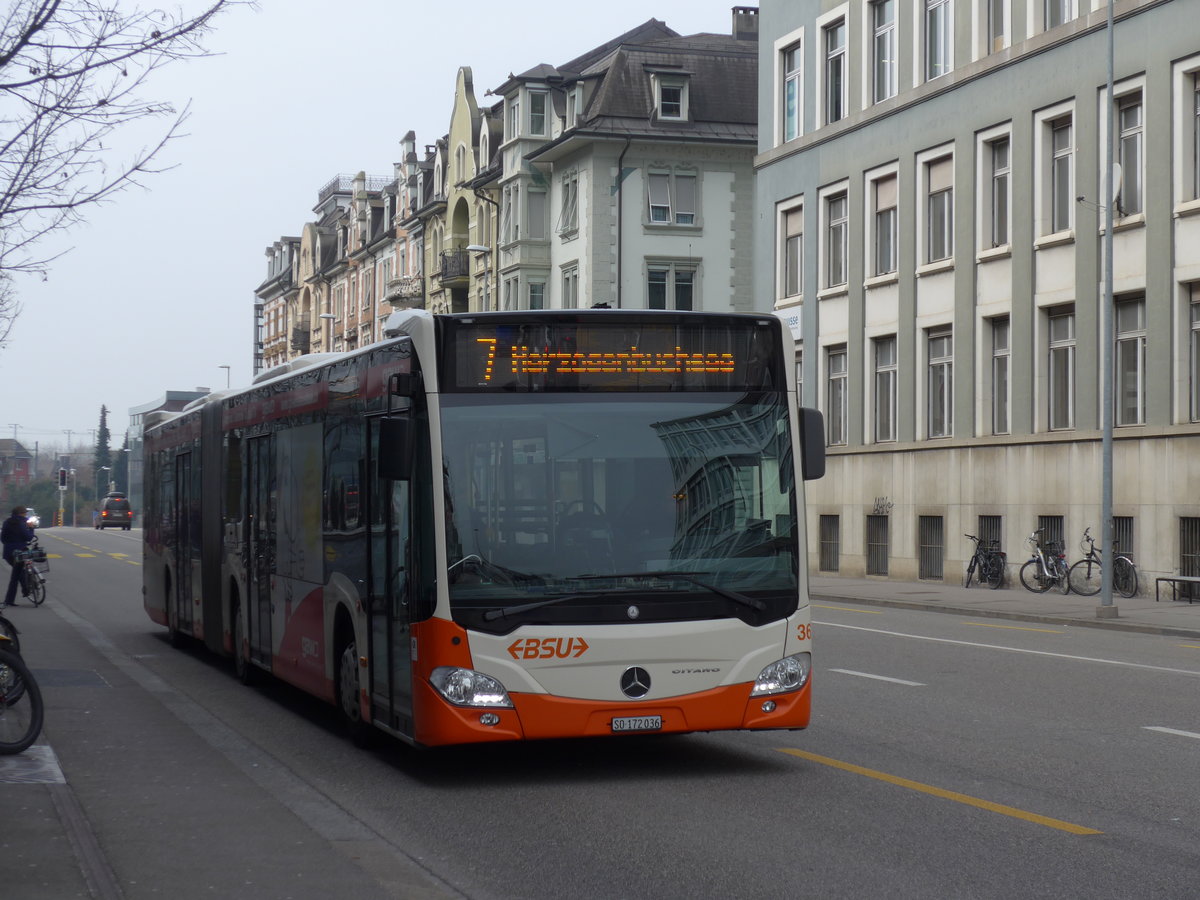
[813,621,1200,678]
[1143,726,1200,741]
[828,668,925,686]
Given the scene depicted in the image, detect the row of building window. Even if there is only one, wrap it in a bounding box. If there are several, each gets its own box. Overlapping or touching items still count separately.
[797,285,1200,445]
[779,68,1200,299]
[782,0,1114,141]
[497,261,698,312]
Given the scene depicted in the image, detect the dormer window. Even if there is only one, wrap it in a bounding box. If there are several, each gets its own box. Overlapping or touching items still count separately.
[567,84,584,128]
[651,72,689,121]
[507,97,520,140]
[529,90,548,136]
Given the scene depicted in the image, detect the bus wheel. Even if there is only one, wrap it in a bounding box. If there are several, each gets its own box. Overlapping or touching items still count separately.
[338,640,370,747]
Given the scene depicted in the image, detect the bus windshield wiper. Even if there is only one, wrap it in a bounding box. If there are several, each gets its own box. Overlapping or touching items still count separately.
[576,571,766,612]
[481,590,614,622]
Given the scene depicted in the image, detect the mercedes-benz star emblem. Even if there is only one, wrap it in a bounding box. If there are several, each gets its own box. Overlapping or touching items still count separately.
[620,666,651,699]
[626,605,640,620]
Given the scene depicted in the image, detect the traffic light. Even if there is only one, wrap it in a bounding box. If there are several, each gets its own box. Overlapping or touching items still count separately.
[58,468,67,488]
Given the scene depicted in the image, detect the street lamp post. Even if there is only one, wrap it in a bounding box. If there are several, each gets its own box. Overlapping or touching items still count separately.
[219,365,231,389]
[319,313,336,352]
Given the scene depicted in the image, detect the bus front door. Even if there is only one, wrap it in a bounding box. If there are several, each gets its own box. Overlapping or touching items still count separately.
[367,418,414,736]
[173,453,194,637]
[246,436,274,669]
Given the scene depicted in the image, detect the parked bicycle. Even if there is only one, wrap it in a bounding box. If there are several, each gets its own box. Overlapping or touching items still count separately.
[1019,529,1069,594]
[0,633,43,754]
[12,535,47,606]
[963,534,1006,589]
[1067,526,1139,598]
[0,609,18,653]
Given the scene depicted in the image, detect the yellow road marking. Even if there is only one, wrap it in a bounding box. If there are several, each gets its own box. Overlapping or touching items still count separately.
[813,604,884,614]
[76,553,98,558]
[1179,644,1200,650]
[965,623,1064,634]
[777,748,1102,835]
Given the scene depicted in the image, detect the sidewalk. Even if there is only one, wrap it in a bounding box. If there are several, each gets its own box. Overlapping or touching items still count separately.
[809,573,1200,639]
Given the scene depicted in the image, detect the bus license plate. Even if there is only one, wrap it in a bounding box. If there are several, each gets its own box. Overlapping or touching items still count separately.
[612,716,662,733]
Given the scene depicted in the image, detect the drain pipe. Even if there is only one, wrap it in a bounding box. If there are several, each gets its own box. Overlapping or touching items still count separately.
[616,137,631,308]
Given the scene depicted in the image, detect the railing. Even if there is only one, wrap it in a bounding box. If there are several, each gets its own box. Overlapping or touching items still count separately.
[317,173,392,203]
[439,249,469,280]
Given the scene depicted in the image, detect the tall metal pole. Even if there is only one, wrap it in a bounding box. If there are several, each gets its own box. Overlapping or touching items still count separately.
[1098,0,1116,616]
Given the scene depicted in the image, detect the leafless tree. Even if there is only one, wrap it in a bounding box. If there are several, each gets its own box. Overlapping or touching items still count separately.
[0,0,248,344]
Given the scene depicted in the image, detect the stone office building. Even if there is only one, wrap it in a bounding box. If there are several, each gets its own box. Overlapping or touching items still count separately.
[755,0,1200,589]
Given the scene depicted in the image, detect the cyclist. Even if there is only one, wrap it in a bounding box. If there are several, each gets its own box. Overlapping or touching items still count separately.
[2,505,34,607]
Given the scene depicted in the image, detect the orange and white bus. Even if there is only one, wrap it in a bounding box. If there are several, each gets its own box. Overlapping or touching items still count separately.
[143,309,824,747]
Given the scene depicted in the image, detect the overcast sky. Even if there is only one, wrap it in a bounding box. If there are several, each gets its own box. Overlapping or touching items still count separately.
[0,0,743,459]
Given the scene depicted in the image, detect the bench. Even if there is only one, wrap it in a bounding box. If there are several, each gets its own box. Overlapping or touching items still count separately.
[1155,575,1200,603]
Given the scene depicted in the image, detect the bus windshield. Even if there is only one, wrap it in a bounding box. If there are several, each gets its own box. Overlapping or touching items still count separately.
[440,391,797,632]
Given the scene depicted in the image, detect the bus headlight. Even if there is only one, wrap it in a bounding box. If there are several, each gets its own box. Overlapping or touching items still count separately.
[750,652,811,697]
[429,667,514,708]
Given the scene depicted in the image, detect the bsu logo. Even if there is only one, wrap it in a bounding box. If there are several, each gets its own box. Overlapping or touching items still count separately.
[507,637,590,660]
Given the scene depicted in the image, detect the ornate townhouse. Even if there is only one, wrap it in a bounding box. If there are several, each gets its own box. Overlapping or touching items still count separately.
[402,68,500,314]
[255,160,428,371]
[475,10,761,312]
[756,0,1200,588]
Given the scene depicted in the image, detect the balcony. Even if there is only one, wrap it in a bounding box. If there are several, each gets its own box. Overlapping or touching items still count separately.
[439,249,470,286]
[387,275,425,305]
[290,326,311,354]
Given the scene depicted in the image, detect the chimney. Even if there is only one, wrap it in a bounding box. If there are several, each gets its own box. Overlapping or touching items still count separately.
[732,6,758,41]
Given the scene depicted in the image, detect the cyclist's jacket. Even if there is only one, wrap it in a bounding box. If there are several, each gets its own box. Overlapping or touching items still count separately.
[1,514,32,563]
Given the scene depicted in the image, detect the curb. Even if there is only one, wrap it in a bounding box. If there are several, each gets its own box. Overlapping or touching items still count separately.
[810,592,1200,640]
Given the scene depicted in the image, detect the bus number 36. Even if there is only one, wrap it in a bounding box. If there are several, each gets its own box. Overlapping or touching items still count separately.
[796,624,812,642]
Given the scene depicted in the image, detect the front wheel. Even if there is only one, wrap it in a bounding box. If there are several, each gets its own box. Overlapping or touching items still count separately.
[0,645,43,754]
[1113,557,1139,598]
[963,558,977,588]
[28,574,45,607]
[1054,558,1071,594]
[1020,559,1052,593]
[1068,559,1102,596]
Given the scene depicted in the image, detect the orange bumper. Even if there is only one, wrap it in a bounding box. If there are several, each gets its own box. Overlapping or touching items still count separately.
[412,678,811,748]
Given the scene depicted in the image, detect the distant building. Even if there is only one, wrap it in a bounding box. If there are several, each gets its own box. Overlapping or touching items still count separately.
[755,0,1200,587]
[0,439,33,504]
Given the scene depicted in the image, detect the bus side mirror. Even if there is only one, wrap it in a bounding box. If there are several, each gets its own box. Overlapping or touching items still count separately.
[378,416,413,481]
[800,408,826,481]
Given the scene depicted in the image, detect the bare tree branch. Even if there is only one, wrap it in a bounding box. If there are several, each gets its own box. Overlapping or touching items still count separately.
[0,0,251,342]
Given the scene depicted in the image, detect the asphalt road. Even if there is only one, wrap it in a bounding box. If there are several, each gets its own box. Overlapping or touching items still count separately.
[6,528,1200,899]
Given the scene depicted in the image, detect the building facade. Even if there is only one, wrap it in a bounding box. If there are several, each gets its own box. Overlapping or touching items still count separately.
[480,10,761,312]
[756,0,1200,587]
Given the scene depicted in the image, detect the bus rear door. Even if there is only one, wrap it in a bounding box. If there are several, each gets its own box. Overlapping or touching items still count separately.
[172,453,194,638]
[246,435,274,670]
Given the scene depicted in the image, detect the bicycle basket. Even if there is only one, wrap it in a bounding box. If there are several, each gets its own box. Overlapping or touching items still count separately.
[16,547,48,571]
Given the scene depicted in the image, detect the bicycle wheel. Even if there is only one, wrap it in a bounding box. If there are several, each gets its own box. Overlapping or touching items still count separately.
[1054,559,1072,594]
[0,645,42,754]
[28,572,45,606]
[1068,559,1102,596]
[986,555,1005,589]
[1113,557,1139,598]
[964,557,977,588]
[1020,560,1052,593]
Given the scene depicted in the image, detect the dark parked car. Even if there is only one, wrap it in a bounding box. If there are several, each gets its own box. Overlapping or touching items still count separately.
[97,494,133,530]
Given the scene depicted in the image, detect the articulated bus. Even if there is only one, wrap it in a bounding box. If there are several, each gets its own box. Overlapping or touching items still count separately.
[143,309,825,748]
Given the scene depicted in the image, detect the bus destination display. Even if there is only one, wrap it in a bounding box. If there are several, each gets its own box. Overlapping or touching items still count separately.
[445,316,782,392]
